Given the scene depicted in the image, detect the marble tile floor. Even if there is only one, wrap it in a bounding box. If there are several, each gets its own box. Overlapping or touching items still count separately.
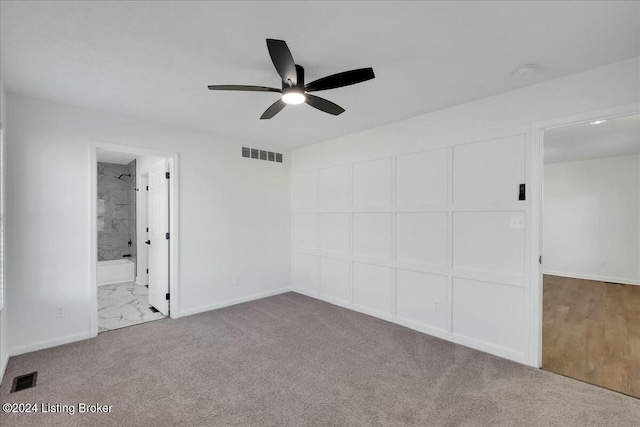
[98,282,166,332]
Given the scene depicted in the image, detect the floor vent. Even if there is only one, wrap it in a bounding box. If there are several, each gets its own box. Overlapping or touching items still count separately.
[11,372,37,393]
[149,306,159,313]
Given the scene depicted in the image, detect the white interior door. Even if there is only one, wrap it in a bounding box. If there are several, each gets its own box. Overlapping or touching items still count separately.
[147,160,169,315]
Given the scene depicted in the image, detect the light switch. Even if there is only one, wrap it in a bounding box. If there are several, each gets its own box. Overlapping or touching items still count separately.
[510,216,525,229]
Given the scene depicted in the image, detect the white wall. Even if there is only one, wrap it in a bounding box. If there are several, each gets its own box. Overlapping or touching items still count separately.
[291,57,640,365]
[4,94,291,357]
[544,155,640,285]
[0,77,8,381]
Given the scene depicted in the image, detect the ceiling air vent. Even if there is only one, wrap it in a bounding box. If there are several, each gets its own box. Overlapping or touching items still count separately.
[242,147,283,164]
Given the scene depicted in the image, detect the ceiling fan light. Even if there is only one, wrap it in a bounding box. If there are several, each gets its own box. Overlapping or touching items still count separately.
[282,88,305,105]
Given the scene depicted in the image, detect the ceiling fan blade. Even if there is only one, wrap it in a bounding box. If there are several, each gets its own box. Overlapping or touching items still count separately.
[266,39,297,86]
[305,68,375,92]
[305,94,345,116]
[260,99,287,120]
[207,85,281,93]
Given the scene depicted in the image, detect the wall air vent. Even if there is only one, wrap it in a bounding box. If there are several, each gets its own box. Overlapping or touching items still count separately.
[242,147,283,164]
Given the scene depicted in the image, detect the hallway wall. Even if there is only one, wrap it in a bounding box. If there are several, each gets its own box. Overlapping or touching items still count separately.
[544,155,640,285]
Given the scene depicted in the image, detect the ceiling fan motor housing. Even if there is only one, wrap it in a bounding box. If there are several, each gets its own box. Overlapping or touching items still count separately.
[288,65,304,88]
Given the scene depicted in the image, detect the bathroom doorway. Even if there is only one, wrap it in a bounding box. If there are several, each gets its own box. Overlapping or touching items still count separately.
[90,143,179,335]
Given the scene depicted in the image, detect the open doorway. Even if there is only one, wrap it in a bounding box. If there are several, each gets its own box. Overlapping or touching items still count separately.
[540,114,640,397]
[91,144,179,334]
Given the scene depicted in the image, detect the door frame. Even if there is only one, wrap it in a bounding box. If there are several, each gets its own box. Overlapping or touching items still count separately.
[89,141,180,337]
[528,101,639,367]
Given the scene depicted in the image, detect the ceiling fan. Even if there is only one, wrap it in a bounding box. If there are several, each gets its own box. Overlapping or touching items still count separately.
[207,39,375,119]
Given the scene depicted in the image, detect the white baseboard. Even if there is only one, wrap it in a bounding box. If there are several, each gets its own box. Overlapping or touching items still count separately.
[290,287,319,299]
[178,288,292,317]
[448,333,527,364]
[544,270,639,286]
[291,289,528,366]
[9,331,93,357]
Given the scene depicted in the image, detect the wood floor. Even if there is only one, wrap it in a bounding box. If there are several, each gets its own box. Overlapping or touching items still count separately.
[543,275,640,398]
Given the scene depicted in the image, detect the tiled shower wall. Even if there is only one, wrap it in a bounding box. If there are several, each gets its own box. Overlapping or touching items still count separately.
[97,161,136,261]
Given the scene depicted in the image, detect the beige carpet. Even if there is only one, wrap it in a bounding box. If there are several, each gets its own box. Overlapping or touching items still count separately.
[1,292,638,427]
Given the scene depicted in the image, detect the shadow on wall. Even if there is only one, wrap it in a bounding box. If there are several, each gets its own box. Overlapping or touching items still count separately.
[97,160,136,261]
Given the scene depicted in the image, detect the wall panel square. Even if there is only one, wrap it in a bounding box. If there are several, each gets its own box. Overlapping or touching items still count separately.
[292,170,317,208]
[320,213,351,254]
[453,135,525,203]
[396,269,447,331]
[396,149,448,205]
[353,158,392,206]
[353,263,393,315]
[319,164,351,208]
[353,213,393,259]
[453,211,525,275]
[320,257,351,304]
[293,213,318,250]
[452,278,524,353]
[293,253,318,294]
[396,212,447,266]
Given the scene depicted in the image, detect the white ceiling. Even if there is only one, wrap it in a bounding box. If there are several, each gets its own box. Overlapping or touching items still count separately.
[96,149,139,165]
[545,114,640,164]
[1,1,638,149]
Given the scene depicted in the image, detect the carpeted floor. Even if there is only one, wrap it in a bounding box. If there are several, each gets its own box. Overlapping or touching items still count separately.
[1,292,638,427]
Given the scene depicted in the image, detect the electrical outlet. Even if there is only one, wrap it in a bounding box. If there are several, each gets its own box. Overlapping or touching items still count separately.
[235,276,241,287]
[55,307,65,318]
[433,299,441,312]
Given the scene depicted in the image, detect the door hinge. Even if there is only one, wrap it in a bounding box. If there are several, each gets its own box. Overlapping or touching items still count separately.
[146,185,149,191]
[539,256,542,264]
[165,172,170,179]
[146,227,149,232]
[165,232,170,240]
[165,293,170,300]
[146,268,149,274]
[519,183,526,201]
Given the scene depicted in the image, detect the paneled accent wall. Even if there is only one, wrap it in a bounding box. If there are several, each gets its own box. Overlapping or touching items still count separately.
[292,134,529,363]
